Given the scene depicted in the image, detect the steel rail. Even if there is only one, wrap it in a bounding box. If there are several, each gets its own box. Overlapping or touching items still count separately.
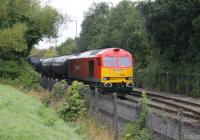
[125,94,200,121]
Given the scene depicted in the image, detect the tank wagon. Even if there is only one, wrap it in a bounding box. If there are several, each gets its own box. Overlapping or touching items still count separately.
[31,48,134,92]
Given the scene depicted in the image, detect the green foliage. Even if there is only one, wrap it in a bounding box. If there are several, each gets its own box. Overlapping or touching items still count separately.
[38,106,56,127]
[42,80,67,106]
[77,2,110,51]
[0,58,40,90]
[0,84,84,140]
[56,38,78,55]
[59,81,87,122]
[0,0,63,55]
[0,0,63,90]
[0,23,27,54]
[121,92,151,140]
[44,47,58,58]
[30,47,48,57]
[139,0,200,73]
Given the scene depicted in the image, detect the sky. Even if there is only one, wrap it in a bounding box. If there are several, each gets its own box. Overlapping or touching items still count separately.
[36,0,138,49]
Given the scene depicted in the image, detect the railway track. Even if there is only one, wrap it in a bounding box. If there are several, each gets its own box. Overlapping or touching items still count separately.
[124,91,200,121]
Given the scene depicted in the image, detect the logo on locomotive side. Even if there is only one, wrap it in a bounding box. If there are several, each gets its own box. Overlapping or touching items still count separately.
[75,65,80,70]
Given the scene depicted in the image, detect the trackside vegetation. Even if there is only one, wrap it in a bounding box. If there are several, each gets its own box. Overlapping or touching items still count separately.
[0,0,63,90]
[43,81,87,122]
[0,84,84,140]
[121,93,151,140]
[43,81,114,140]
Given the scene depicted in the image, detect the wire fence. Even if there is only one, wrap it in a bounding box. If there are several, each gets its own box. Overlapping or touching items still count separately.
[135,72,200,97]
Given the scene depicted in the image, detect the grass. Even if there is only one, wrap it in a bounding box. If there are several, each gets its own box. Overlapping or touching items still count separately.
[74,117,114,140]
[0,84,84,140]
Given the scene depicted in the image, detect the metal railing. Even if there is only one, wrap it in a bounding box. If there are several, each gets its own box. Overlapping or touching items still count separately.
[135,72,200,97]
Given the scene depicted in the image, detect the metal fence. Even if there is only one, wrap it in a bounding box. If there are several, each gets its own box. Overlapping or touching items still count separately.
[135,72,200,97]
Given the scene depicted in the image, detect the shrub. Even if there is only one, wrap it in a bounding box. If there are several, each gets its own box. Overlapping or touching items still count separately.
[0,58,40,90]
[42,80,67,106]
[58,81,87,122]
[121,92,151,140]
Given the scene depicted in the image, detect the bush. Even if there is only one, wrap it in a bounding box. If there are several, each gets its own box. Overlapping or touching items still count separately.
[121,92,151,140]
[58,81,87,122]
[42,80,68,106]
[0,58,40,90]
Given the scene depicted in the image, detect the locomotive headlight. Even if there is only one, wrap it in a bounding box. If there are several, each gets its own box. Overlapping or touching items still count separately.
[103,77,110,80]
[126,77,133,80]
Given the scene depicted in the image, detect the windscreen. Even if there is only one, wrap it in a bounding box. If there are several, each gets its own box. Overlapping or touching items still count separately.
[103,56,131,67]
[119,57,131,67]
[103,57,117,67]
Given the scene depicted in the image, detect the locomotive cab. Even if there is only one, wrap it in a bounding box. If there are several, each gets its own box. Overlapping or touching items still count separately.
[99,48,134,92]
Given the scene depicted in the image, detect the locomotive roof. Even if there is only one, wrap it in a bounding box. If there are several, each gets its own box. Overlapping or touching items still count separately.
[69,48,129,59]
[40,48,131,61]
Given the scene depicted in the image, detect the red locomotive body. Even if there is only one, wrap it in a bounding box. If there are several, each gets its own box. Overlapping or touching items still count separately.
[67,48,134,92]
[68,51,101,83]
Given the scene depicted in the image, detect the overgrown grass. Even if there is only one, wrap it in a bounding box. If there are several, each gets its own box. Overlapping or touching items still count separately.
[73,117,114,140]
[0,84,84,140]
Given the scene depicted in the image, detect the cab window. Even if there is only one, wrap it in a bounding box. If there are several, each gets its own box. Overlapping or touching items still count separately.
[103,57,117,67]
[119,57,131,67]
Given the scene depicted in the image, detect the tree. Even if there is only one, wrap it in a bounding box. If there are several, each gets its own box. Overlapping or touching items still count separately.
[0,0,63,58]
[30,47,48,57]
[77,2,110,52]
[56,38,77,55]
[139,0,200,72]
[0,0,64,89]
[44,47,57,58]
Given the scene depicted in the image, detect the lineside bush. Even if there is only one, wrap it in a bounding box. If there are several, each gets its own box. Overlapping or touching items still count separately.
[58,81,87,122]
[121,92,151,140]
[0,58,41,91]
[42,80,68,106]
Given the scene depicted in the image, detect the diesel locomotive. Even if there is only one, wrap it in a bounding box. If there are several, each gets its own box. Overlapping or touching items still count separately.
[29,48,134,92]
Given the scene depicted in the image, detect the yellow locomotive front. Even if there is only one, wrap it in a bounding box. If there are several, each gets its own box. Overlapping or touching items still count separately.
[99,48,134,92]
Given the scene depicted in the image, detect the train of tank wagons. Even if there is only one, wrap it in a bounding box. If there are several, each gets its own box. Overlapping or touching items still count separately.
[28,48,134,93]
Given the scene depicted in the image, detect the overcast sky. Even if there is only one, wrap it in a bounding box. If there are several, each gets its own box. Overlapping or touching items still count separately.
[36,0,137,49]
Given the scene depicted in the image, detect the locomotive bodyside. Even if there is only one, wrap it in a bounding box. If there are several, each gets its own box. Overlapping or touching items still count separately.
[67,51,101,85]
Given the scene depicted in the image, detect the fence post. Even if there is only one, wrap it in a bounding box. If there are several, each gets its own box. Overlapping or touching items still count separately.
[92,89,95,114]
[186,74,189,96]
[197,76,200,96]
[113,93,118,140]
[158,72,160,91]
[177,110,183,140]
[166,72,169,92]
[176,73,179,94]
[94,88,99,118]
